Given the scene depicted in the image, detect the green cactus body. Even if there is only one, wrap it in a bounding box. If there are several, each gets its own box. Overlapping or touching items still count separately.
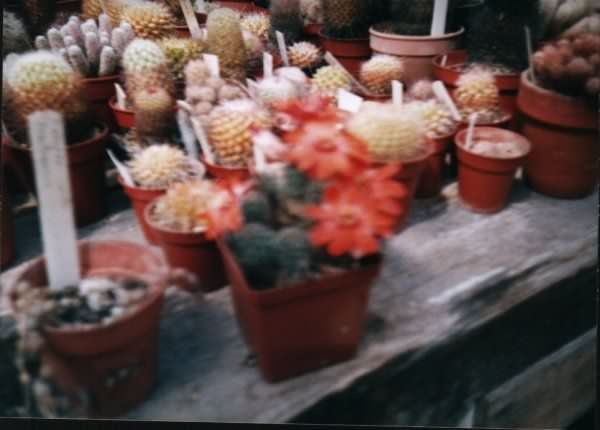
[206,8,249,81]
[274,227,314,284]
[241,190,274,225]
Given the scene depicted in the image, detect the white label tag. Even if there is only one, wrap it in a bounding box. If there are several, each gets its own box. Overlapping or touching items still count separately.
[191,117,215,164]
[106,149,134,187]
[28,111,81,289]
[432,80,462,121]
[392,80,403,106]
[324,51,371,95]
[524,26,536,84]
[176,109,199,160]
[179,0,203,40]
[466,112,479,150]
[276,31,289,67]
[337,89,363,113]
[431,0,449,36]
[263,52,274,78]
[115,83,127,109]
[202,54,220,78]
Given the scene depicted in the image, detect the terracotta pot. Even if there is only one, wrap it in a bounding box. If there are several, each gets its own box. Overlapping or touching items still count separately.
[319,31,372,78]
[456,127,531,214]
[201,157,251,182]
[109,96,134,130]
[1,172,16,269]
[118,176,165,245]
[145,201,227,293]
[416,133,456,199]
[9,240,169,418]
[369,26,464,84]
[84,75,119,132]
[432,50,520,115]
[217,238,381,382]
[517,72,599,199]
[2,124,109,227]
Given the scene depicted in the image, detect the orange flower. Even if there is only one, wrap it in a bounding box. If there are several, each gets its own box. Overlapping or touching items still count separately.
[272,93,339,123]
[305,186,394,258]
[201,179,250,239]
[284,121,370,180]
[347,163,408,217]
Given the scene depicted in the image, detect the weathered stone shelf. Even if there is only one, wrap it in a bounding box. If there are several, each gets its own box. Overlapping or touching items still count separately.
[1,180,597,427]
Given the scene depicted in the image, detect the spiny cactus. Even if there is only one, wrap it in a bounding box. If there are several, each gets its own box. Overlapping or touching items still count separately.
[122,38,176,99]
[206,8,249,81]
[359,55,404,95]
[269,0,304,46]
[158,37,206,81]
[254,76,301,108]
[312,65,352,97]
[345,103,428,162]
[161,0,185,23]
[405,100,458,138]
[3,11,31,58]
[241,13,272,41]
[241,190,274,224]
[322,0,382,38]
[132,87,175,138]
[128,144,199,189]
[121,2,177,40]
[274,227,314,283]
[288,41,322,70]
[300,0,323,26]
[242,30,265,64]
[454,69,503,122]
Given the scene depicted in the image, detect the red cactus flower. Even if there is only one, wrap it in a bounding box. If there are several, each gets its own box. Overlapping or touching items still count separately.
[284,121,370,180]
[272,93,339,123]
[347,163,408,217]
[201,179,250,239]
[305,186,395,258]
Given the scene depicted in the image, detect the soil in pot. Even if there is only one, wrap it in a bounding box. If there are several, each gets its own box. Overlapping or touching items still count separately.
[455,127,531,214]
[8,240,169,418]
[217,238,381,382]
[118,176,166,245]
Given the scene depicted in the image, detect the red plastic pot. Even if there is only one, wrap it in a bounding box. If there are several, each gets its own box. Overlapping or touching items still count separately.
[319,31,372,78]
[1,172,16,269]
[109,96,135,130]
[84,75,119,132]
[201,157,251,182]
[118,176,165,245]
[9,240,169,418]
[2,124,109,227]
[217,238,381,382]
[145,201,227,293]
[455,127,531,214]
[432,50,520,116]
[416,133,456,199]
[517,72,598,199]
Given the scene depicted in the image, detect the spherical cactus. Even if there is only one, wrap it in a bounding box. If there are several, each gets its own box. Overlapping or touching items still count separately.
[132,87,174,138]
[82,0,104,19]
[274,226,313,283]
[360,55,405,95]
[407,79,434,101]
[128,144,198,189]
[153,180,218,233]
[241,190,273,224]
[300,0,323,25]
[122,38,175,98]
[158,37,206,80]
[312,65,352,96]
[255,76,300,108]
[3,11,31,57]
[121,2,176,40]
[321,0,362,37]
[345,104,428,163]
[240,13,271,41]
[405,100,458,138]
[184,59,211,87]
[242,30,265,62]
[206,8,249,81]
[454,69,502,120]
[288,41,322,70]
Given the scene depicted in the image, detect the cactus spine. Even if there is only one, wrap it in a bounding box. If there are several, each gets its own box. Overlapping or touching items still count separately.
[359,55,405,95]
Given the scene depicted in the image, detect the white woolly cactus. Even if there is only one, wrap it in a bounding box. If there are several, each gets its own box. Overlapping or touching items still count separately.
[454,68,503,123]
[404,100,458,139]
[288,41,322,70]
[407,79,435,101]
[241,13,272,41]
[359,55,405,95]
[128,145,201,189]
[254,76,301,108]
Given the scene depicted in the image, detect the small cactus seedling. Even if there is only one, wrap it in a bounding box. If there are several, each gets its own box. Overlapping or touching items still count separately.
[206,8,249,81]
[132,86,175,139]
[121,2,177,40]
[269,0,304,46]
[3,11,31,58]
[122,38,176,99]
[128,144,200,189]
[158,37,207,81]
[454,69,504,123]
[311,65,353,97]
[359,55,404,95]
[288,41,322,70]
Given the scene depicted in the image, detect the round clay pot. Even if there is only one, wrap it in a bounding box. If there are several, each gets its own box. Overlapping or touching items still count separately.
[201,157,251,182]
[109,96,135,130]
[118,176,165,245]
[416,132,456,199]
[369,25,464,84]
[455,127,531,214]
[84,75,120,132]
[432,50,520,115]
[517,72,599,199]
[9,240,169,418]
[145,201,228,293]
[1,172,16,269]
[319,31,372,78]
[2,124,109,227]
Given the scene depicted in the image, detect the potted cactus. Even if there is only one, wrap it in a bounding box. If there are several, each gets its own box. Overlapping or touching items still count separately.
[3,11,32,58]
[211,100,407,382]
[300,0,324,45]
[517,32,599,199]
[144,179,231,293]
[158,37,207,97]
[269,0,304,47]
[358,54,405,100]
[120,2,177,40]
[2,51,109,226]
[206,8,250,81]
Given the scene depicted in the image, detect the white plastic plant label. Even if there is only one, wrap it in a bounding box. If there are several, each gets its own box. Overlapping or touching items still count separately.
[27,111,81,289]
[115,83,127,109]
[392,80,403,106]
[524,26,537,84]
[263,52,274,78]
[432,80,462,121]
[337,89,363,113]
[179,0,203,40]
[466,112,479,151]
[191,117,215,164]
[107,149,134,187]
[202,54,220,78]
[276,31,290,67]
[430,0,449,36]
[176,109,199,160]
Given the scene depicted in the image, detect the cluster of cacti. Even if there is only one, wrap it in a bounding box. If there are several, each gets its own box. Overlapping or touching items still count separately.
[454,69,504,122]
[532,32,600,99]
[288,41,322,70]
[405,100,458,138]
[269,0,304,46]
[241,13,272,41]
[34,14,135,78]
[299,0,324,25]
[132,86,175,138]
[184,59,248,123]
[128,144,199,189]
[359,55,405,95]
[158,37,206,80]
[540,0,600,39]
[152,180,219,232]
[121,2,177,40]
[311,65,353,97]
[206,8,249,81]
[345,103,428,162]
[206,99,273,167]
[254,76,303,108]
[3,51,90,142]
[3,11,32,58]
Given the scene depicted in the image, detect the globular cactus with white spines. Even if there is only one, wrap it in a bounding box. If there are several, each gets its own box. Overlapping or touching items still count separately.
[288,42,322,70]
[3,11,32,58]
[405,100,458,138]
[132,87,175,139]
[345,103,428,163]
[241,13,272,42]
[254,76,302,108]
[120,2,177,40]
[206,8,249,81]
[359,55,405,95]
[300,0,323,26]
[407,79,435,101]
[158,38,207,81]
[311,65,352,97]
[128,145,200,189]
[454,68,504,122]
[82,0,143,26]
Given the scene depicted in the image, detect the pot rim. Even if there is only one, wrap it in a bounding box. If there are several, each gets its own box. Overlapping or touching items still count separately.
[370,25,465,42]
[143,198,210,240]
[83,74,120,84]
[519,70,592,104]
[458,110,513,128]
[200,155,250,173]
[455,126,532,161]
[432,50,521,80]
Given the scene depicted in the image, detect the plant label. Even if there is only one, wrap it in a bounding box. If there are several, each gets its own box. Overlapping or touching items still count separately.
[431,0,449,36]
[432,81,462,121]
[263,52,274,78]
[177,109,199,160]
[107,149,134,187]
[524,26,537,84]
[392,80,403,106]
[27,111,81,289]
[337,89,363,113]
[191,117,215,164]
[202,54,220,78]
[179,0,203,40]
[276,31,290,67]
[196,0,206,12]
[466,112,479,151]
[115,83,127,109]
[253,130,286,160]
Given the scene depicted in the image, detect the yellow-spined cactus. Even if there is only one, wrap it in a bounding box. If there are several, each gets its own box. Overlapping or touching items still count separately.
[454,69,502,121]
[360,55,404,95]
[158,37,206,80]
[206,8,249,81]
[121,2,176,40]
[128,144,199,189]
[241,13,271,41]
[132,87,174,138]
[312,65,352,97]
[288,42,322,70]
[405,100,458,138]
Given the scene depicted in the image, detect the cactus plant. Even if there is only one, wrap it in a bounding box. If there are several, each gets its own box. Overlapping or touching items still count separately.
[242,30,266,64]
[407,79,434,101]
[241,190,274,225]
[300,0,323,26]
[121,2,177,40]
[158,37,207,80]
[269,0,304,46]
[321,0,362,38]
[288,41,322,70]
[128,144,199,189]
[132,86,175,138]
[274,227,314,283]
[454,68,504,122]
[3,11,32,58]
[206,8,249,81]
[241,13,272,41]
[405,100,458,138]
[540,0,600,39]
[311,65,353,97]
[122,38,176,99]
[254,76,302,108]
[359,55,404,95]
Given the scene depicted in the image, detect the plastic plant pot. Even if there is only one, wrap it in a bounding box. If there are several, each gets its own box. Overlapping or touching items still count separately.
[118,176,166,245]
[201,157,251,182]
[517,71,598,199]
[109,96,135,130]
[84,75,120,132]
[319,31,372,78]
[217,238,382,383]
[145,201,228,293]
[416,132,456,199]
[455,126,531,214]
[9,240,170,418]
